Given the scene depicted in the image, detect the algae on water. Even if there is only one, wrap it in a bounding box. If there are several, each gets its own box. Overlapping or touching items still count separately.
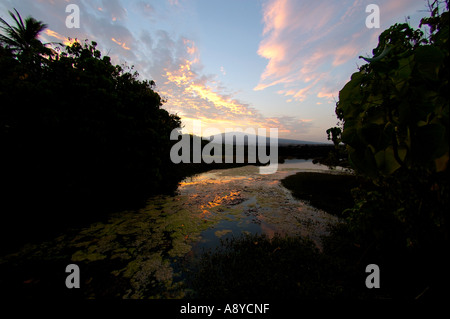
[0,161,340,298]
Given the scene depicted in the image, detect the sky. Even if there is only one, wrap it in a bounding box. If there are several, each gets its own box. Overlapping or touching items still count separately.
[0,0,431,142]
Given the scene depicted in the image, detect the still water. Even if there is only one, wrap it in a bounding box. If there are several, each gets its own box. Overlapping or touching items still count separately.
[1,159,343,298]
[180,159,340,253]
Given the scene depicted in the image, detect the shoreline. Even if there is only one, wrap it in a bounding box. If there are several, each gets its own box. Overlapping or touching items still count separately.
[280,171,359,218]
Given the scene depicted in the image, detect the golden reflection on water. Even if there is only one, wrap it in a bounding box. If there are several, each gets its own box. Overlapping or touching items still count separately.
[175,160,341,249]
[178,179,224,187]
[198,190,242,219]
[179,175,247,188]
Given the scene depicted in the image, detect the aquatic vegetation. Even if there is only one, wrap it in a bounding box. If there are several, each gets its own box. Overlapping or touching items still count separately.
[0,160,340,298]
[214,229,233,238]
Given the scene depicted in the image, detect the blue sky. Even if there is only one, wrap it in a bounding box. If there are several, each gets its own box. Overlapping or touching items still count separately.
[0,0,430,142]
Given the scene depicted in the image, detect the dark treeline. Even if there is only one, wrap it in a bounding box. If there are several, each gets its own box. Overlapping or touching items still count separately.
[0,10,190,250]
[278,144,334,160]
[177,134,337,163]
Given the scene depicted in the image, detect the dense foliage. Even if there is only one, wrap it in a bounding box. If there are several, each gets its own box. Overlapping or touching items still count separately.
[192,233,369,299]
[281,172,358,217]
[0,10,181,247]
[330,0,449,298]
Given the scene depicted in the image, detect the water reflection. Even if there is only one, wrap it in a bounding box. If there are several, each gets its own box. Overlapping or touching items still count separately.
[178,159,340,252]
[0,159,342,298]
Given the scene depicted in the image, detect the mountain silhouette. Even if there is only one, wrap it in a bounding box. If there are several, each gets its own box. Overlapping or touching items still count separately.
[205,132,325,146]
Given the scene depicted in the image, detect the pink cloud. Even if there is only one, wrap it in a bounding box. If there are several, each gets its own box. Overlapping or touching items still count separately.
[255,0,426,104]
[254,0,342,95]
[317,89,337,100]
[261,0,290,35]
[332,43,360,66]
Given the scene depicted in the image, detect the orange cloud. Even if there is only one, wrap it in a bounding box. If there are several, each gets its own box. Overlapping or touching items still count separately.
[163,39,256,117]
[165,61,254,116]
[157,35,312,139]
[111,37,130,50]
[184,38,197,55]
[189,84,252,115]
[43,29,76,46]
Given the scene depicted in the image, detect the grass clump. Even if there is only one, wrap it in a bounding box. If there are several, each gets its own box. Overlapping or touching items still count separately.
[191,233,365,299]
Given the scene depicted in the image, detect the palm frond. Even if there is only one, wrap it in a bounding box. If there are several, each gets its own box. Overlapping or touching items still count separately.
[0,8,48,55]
[0,15,21,45]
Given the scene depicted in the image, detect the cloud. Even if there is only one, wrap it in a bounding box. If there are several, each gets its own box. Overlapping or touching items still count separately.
[43,29,76,46]
[137,1,155,15]
[261,0,290,35]
[332,43,360,66]
[100,0,127,22]
[155,38,251,114]
[111,37,131,50]
[140,31,311,136]
[9,0,138,61]
[255,0,426,103]
[254,0,341,96]
[168,0,181,7]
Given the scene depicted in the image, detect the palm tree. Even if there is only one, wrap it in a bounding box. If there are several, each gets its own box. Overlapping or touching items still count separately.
[0,8,51,58]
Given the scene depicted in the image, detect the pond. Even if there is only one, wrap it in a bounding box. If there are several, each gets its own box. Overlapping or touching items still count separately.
[182,159,340,253]
[0,159,344,298]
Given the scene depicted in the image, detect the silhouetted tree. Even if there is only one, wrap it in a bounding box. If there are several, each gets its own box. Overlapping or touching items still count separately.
[0,8,53,63]
[329,0,448,298]
[0,10,182,248]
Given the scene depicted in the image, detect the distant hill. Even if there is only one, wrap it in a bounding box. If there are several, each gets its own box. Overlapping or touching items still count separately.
[205,132,325,146]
